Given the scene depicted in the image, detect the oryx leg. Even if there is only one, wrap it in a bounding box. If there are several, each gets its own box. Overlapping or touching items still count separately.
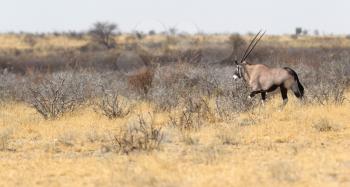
[261,92,266,104]
[248,91,260,99]
[280,86,288,105]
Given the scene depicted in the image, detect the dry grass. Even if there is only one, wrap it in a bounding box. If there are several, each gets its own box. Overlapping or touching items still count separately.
[1,34,350,51]
[0,34,88,50]
[0,92,349,187]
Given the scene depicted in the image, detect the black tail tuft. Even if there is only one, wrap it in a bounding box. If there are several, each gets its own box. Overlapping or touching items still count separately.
[283,67,304,98]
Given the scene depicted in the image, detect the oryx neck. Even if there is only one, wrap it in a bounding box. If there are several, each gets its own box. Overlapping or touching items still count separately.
[242,63,254,82]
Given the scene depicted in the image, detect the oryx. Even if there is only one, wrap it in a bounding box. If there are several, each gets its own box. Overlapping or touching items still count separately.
[232,31,304,105]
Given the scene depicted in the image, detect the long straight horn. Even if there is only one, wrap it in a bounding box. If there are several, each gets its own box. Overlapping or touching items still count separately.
[239,30,262,63]
[241,30,265,63]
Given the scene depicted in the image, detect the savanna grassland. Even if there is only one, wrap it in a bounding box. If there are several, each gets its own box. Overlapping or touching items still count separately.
[0,28,350,187]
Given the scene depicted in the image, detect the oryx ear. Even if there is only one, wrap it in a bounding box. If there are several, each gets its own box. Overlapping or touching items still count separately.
[234,59,238,65]
[241,60,247,64]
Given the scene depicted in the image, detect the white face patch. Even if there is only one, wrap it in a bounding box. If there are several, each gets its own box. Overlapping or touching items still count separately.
[233,74,239,80]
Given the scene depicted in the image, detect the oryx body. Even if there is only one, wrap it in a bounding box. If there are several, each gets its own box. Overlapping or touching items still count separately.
[233,61,304,104]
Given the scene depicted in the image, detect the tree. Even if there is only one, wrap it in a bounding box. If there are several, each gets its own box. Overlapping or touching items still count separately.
[295,27,302,36]
[314,29,319,36]
[302,30,308,36]
[168,27,178,35]
[148,30,156,35]
[89,22,118,49]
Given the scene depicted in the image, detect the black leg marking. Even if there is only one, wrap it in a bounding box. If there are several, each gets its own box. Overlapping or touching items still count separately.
[249,91,260,98]
[261,92,266,101]
[249,92,255,98]
[280,86,288,105]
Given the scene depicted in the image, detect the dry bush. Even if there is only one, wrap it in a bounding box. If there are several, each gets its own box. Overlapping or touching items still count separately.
[301,60,349,105]
[182,96,216,122]
[176,64,256,118]
[178,110,202,131]
[0,134,10,151]
[57,131,76,147]
[313,118,340,132]
[1,69,99,103]
[112,114,164,154]
[127,67,154,95]
[150,64,229,112]
[0,128,14,152]
[179,49,202,64]
[308,81,347,105]
[149,84,180,112]
[180,132,199,145]
[215,81,257,118]
[168,95,216,132]
[85,130,103,143]
[238,118,256,126]
[216,127,239,145]
[28,73,86,119]
[151,63,256,118]
[96,86,131,119]
[149,64,197,111]
[0,71,28,102]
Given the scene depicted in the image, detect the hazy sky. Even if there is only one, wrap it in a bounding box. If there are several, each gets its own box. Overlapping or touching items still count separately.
[0,0,349,34]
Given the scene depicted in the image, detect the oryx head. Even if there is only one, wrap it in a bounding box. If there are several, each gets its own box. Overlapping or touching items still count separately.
[233,60,244,80]
[232,30,265,81]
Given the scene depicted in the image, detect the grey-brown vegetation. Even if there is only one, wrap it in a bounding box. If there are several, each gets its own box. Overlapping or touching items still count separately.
[0,30,349,120]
